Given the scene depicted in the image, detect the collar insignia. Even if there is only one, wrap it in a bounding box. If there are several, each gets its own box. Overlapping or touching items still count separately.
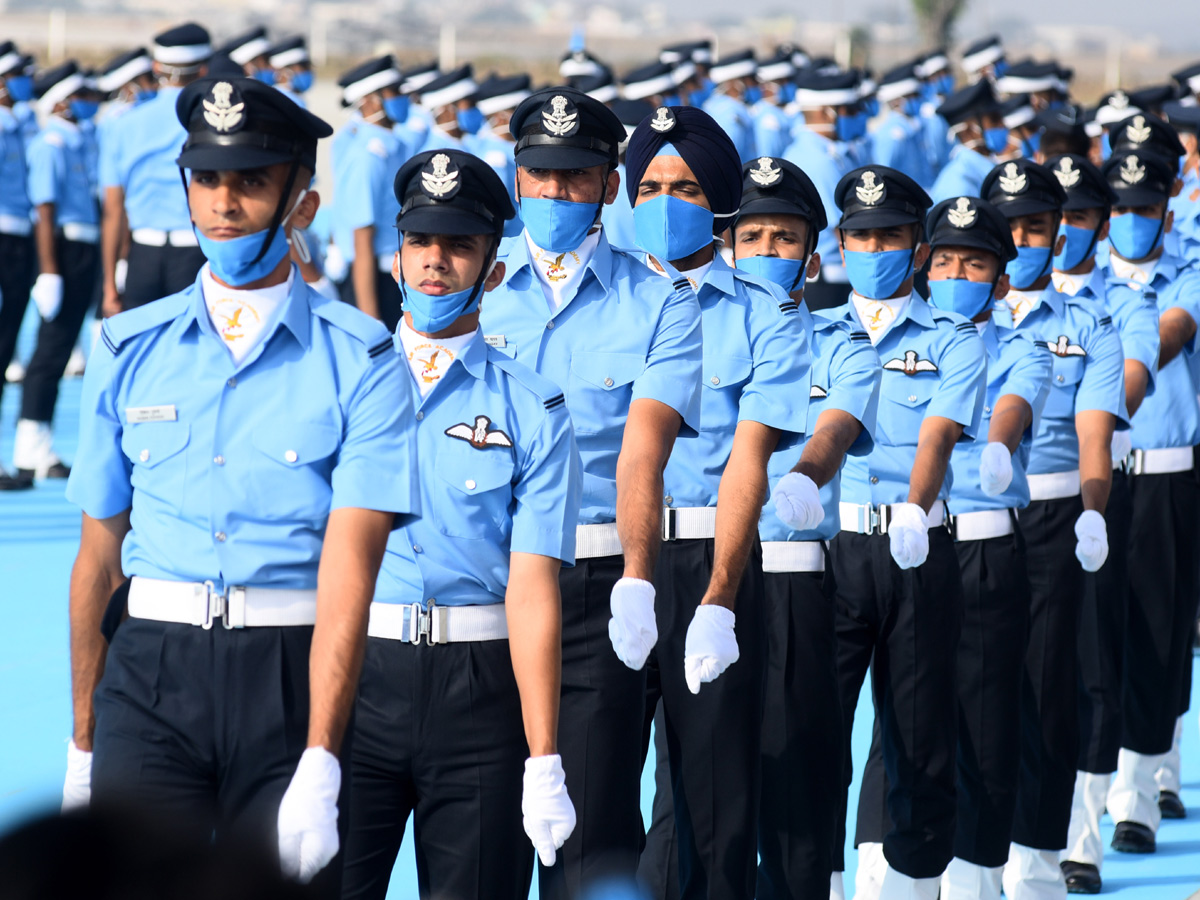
[1044,335,1086,357]
[999,161,1027,194]
[883,351,938,375]
[650,106,676,134]
[541,94,580,137]
[749,156,782,187]
[445,415,514,449]
[947,197,976,228]
[202,82,245,134]
[1126,115,1152,145]
[421,153,461,199]
[1054,156,1080,188]
[855,170,885,205]
[1120,154,1146,185]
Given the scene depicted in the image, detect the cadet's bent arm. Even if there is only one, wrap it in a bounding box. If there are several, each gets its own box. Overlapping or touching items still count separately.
[353,226,380,321]
[70,510,131,751]
[506,552,563,757]
[307,506,392,754]
[1124,360,1151,418]
[987,395,1034,454]
[101,186,126,314]
[908,416,962,513]
[704,420,781,611]
[34,202,57,275]
[1077,409,1116,515]
[617,398,683,581]
[1158,308,1197,369]
[793,409,863,487]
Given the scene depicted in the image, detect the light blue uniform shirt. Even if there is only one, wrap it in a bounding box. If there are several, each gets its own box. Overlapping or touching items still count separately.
[782,127,856,283]
[464,130,517,203]
[703,92,757,163]
[662,255,812,508]
[1071,267,1161,396]
[750,100,792,161]
[14,102,38,147]
[830,297,988,505]
[947,320,1052,514]
[66,269,419,593]
[992,286,1128,474]
[103,86,191,231]
[333,120,404,261]
[378,332,582,607]
[1166,169,1200,262]
[872,110,935,190]
[759,310,880,542]
[601,162,638,252]
[419,125,464,155]
[929,143,995,205]
[0,106,31,223]
[480,229,703,524]
[27,116,98,226]
[920,103,951,179]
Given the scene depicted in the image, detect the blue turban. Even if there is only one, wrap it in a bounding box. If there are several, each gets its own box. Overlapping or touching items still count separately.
[624,106,742,218]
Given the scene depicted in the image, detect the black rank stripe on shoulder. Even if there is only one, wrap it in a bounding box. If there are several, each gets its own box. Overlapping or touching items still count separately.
[544,393,565,412]
[367,338,392,359]
[1098,316,1112,327]
[955,322,976,332]
[850,332,871,343]
[672,277,692,292]
[100,323,118,355]
[779,301,799,314]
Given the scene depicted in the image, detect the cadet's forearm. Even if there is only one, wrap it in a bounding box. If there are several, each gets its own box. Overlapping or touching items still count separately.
[307,507,392,755]
[101,186,125,296]
[1158,309,1197,368]
[793,409,863,488]
[353,228,379,320]
[907,416,962,512]
[505,553,562,758]
[987,395,1033,454]
[34,203,57,274]
[1077,410,1116,515]
[617,400,682,581]
[1124,359,1150,417]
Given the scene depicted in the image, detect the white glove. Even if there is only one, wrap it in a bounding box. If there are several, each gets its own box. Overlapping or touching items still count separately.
[114,258,128,295]
[888,502,930,570]
[1111,429,1132,466]
[1075,509,1109,572]
[323,241,349,283]
[61,739,92,812]
[32,273,63,321]
[683,604,739,694]
[522,754,576,866]
[277,747,341,883]
[979,442,1014,496]
[772,471,825,532]
[608,577,657,670]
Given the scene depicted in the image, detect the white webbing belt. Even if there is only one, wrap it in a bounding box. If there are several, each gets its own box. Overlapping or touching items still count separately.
[575,523,623,559]
[1027,469,1081,501]
[62,222,100,243]
[949,508,1015,542]
[838,500,945,535]
[761,541,825,573]
[127,576,317,628]
[662,506,718,540]
[0,213,31,236]
[131,227,199,248]
[366,601,508,644]
[1128,447,1194,476]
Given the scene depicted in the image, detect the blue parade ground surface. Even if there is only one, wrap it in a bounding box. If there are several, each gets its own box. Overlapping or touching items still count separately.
[1,316,1199,897]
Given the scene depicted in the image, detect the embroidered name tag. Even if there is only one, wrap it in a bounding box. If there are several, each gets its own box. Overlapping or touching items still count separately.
[483,334,507,348]
[126,405,177,423]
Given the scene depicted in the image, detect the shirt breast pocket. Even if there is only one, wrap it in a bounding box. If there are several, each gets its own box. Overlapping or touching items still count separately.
[434,446,515,540]
[567,351,646,435]
[876,372,938,446]
[250,421,340,521]
[1043,357,1085,420]
[121,422,191,513]
[699,354,753,433]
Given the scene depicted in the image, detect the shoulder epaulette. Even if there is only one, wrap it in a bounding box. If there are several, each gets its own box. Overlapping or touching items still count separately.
[543,393,565,412]
[367,337,392,359]
[311,289,393,357]
[489,352,570,414]
[955,321,977,333]
[100,290,191,354]
[849,331,872,343]
[778,300,800,315]
[1098,315,1113,327]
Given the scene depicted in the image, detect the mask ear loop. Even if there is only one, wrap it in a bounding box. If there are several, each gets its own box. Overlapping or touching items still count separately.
[283,188,312,264]
[250,159,302,267]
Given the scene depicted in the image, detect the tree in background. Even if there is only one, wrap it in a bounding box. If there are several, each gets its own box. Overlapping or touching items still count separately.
[912,0,967,46]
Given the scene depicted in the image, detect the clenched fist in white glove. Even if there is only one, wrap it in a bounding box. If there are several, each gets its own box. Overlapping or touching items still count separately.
[683,604,739,694]
[772,471,825,532]
[888,502,930,570]
[1074,509,1109,572]
[32,273,63,322]
[277,747,341,883]
[1111,429,1132,466]
[522,754,576,866]
[979,442,1014,496]
[608,577,657,670]
[62,739,92,812]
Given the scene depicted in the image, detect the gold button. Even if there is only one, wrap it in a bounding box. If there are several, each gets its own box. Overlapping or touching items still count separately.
[139,449,150,462]
[465,479,477,490]
[285,450,299,463]
[711,376,720,385]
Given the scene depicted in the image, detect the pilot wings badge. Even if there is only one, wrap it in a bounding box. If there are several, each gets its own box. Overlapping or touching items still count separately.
[421,153,461,199]
[883,351,938,375]
[1044,335,1086,357]
[947,197,976,228]
[749,157,782,187]
[445,415,514,449]
[998,162,1027,195]
[542,95,580,137]
[1120,154,1146,185]
[1054,156,1081,189]
[1126,116,1152,145]
[203,82,245,134]
[855,170,884,205]
[650,106,676,133]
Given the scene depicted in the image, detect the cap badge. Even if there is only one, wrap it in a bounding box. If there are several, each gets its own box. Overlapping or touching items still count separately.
[1120,154,1146,185]
[948,197,976,228]
[999,162,1027,195]
[1054,157,1080,189]
[749,157,782,187]
[203,82,244,134]
[650,106,676,134]
[421,153,461,199]
[855,170,884,205]
[541,95,580,137]
[1126,116,1152,145]
[1110,90,1130,111]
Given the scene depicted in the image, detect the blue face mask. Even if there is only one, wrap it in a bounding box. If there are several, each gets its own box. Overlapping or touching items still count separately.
[993,60,1010,78]
[1100,133,1112,162]
[735,255,807,292]
[835,115,856,143]
[290,70,314,94]
[69,99,99,121]
[383,95,410,125]
[743,85,763,106]
[134,88,156,105]
[520,197,598,253]
[456,106,485,135]
[937,74,955,96]
[1006,245,1053,289]
[928,277,995,319]
[6,75,32,102]
[903,96,923,118]
[984,127,1009,154]
[634,194,716,262]
[1109,212,1165,261]
[196,189,307,286]
[1053,223,1099,271]
[402,282,483,334]
[866,98,880,117]
[253,68,276,86]
[690,79,714,107]
[663,93,682,107]
[1021,133,1041,158]
[843,248,913,299]
[779,82,796,104]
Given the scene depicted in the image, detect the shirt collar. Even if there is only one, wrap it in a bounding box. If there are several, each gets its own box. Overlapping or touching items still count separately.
[851,291,933,329]
[185,263,311,350]
[979,316,1002,358]
[696,252,736,298]
[457,329,488,380]
[507,226,614,295]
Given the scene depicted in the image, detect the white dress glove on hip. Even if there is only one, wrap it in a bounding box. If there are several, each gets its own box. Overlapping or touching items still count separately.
[277,747,341,883]
[772,471,825,531]
[1111,429,1132,466]
[608,577,657,670]
[62,739,92,812]
[32,273,63,322]
[1074,509,1109,572]
[522,754,576,866]
[888,502,930,570]
[683,604,739,694]
[978,442,1014,496]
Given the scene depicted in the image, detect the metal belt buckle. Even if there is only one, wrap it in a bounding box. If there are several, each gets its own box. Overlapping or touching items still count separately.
[201,580,222,630]
[947,514,959,541]
[406,601,448,646]
[223,586,246,630]
[1129,449,1146,476]
[406,602,426,645]
[662,507,677,542]
[876,504,889,535]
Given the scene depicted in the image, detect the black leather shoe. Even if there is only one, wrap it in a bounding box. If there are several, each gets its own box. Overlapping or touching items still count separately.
[0,470,33,490]
[1061,861,1101,894]
[45,461,70,479]
[1160,790,1186,819]
[1112,821,1156,853]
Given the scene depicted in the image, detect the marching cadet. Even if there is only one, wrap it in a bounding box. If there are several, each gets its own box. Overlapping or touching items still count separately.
[627,106,812,900]
[914,50,953,180]
[62,76,417,894]
[11,62,101,483]
[781,69,862,310]
[267,36,314,108]
[1162,101,1200,262]
[477,87,703,900]
[217,26,273,81]
[415,65,478,153]
[0,40,35,490]
[750,49,797,160]
[101,23,211,312]
[872,64,937,191]
[599,98,651,253]
[702,49,759,162]
[1099,145,1200,857]
[620,61,679,109]
[979,158,1127,900]
[732,157,882,900]
[341,149,582,900]
[2,49,38,147]
[961,35,1007,84]
[823,166,986,900]
[467,73,529,202]
[930,81,1007,203]
[996,62,1071,114]
[1001,95,1040,161]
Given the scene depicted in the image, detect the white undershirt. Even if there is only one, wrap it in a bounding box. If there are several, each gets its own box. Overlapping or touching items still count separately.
[1108,254,1159,285]
[1003,288,1037,326]
[527,227,601,311]
[398,320,477,397]
[850,291,911,345]
[201,264,291,365]
[647,255,714,292]
[1050,270,1087,296]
